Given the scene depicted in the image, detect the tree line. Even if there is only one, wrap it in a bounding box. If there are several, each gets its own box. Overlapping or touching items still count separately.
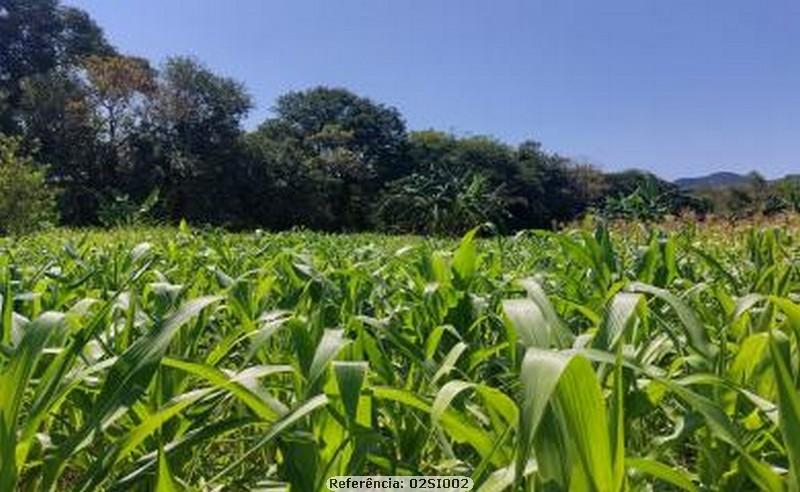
[1,0,795,236]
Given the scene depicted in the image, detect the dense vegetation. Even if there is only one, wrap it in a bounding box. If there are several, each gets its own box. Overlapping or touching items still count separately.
[4,0,799,237]
[0,219,799,490]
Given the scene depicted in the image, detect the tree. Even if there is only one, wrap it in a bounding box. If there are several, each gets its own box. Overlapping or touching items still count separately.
[146,57,252,224]
[266,87,408,180]
[242,130,334,230]
[253,87,408,230]
[747,171,770,213]
[0,134,57,235]
[776,177,800,212]
[14,55,156,224]
[83,55,156,148]
[17,69,99,223]
[569,162,609,208]
[604,170,667,198]
[78,54,158,203]
[0,0,113,224]
[0,0,113,132]
[384,132,597,233]
[510,141,591,228]
[407,131,519,180]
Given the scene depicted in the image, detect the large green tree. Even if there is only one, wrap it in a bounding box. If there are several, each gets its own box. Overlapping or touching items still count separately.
[144,57,252,224]
[265,87,408,180]
[252,87,408,230]
[17,55,156,224]
[17,69,98,223]
[405,131,519,184]
[511,140,597,229]
[0,0,113,132]
[1,0,115,223]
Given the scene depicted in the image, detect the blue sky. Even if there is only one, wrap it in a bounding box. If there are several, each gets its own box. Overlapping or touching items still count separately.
[67,0,800,179]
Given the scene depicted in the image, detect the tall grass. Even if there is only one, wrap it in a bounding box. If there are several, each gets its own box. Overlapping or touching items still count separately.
[0,221,799,490]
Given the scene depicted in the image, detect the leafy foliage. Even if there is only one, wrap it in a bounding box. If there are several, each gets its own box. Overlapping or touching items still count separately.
[0,0,114,132]
[692,174,800,218]
[0,134,57,234]
[375,162,508,235]
[249,87,408,231]
[600,182,671,221]
[96,188,160,228]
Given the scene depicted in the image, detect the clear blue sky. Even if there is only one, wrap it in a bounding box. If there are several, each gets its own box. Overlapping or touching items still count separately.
[67,0,800,180]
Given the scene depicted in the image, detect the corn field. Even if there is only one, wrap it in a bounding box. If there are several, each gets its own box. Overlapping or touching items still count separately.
[2,222,800,491]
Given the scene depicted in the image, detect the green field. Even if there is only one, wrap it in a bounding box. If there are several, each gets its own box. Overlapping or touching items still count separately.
[2,223,800,491]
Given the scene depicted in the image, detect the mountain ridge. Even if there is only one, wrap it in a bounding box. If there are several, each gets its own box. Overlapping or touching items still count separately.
[674,171,798,190]
[674,172,753,190]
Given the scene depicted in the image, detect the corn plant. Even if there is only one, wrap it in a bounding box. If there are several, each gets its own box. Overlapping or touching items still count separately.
[0,221,798,491]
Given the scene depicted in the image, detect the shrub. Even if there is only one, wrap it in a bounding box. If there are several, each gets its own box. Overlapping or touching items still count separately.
[0,134,57,235]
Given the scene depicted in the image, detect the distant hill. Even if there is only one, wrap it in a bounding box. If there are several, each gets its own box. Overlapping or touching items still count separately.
[674,172,753,190]
[675,172,800,190]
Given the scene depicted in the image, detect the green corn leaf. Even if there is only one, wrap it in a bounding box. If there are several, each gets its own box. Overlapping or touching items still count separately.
[626,458,697,491]
[211,394,329,483]
[42,296,221,489]
[629,282,712,359]
[517,348,614,491]
[769,331,800,490]
[333,361,368,423]
[155,447,180,492]
[0,312,65,492]
[308,329,349,390]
